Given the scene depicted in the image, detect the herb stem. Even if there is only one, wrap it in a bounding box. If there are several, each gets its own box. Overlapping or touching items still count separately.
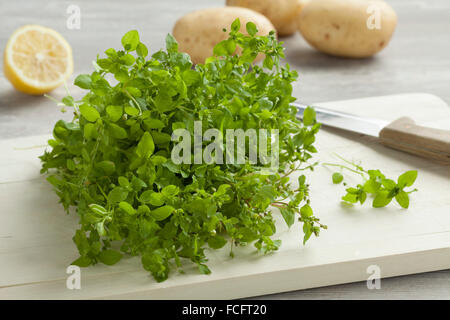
[322,162,366,178]
[123,89,142,114]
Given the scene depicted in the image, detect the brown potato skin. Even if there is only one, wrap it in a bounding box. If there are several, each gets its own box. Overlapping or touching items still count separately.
[173,7,275,64]
[226,0,308,36]
[298,0,397,58]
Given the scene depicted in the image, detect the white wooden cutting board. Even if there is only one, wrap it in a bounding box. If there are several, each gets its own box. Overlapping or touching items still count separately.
[0,93,449,299]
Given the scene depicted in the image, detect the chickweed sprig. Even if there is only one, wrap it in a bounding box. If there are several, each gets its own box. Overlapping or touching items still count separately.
[325,155,418,209]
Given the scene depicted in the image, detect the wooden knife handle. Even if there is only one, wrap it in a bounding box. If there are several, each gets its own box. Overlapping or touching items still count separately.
[379,117,450,164]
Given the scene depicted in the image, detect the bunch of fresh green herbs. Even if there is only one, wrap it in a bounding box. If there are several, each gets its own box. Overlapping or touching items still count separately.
[40,19,325,282]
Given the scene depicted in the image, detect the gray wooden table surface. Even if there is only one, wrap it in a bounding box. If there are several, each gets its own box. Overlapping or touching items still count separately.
[0,0,449,299]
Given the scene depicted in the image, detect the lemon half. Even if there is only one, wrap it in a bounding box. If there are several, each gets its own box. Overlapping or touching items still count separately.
[4,25,73,95]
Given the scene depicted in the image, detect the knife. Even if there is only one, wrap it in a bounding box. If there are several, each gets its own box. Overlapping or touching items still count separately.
[294,103,450,164]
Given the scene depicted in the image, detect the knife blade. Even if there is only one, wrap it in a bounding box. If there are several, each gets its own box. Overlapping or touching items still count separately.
[293,102,450,163]
[294,102,389,137]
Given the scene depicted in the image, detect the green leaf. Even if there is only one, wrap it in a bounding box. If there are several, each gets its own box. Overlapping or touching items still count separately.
[303,222,312,245]
[105,48,117,57]
[161,185,179,197]
[381,179,396,190]
[108,187,128,204]
[231,18,240,32]
[214,184,231,197]
[139,190,155,203]
[298,175,306,186]
[302,107,316,126]
[118,176,130,187]
[131,176,147,191]
[165,34,178,53]
[89,204,108,215]
[182,69,200,86]
[263,55,274,70]
[137,205,151,216]
[359,191,367,205]
[398,170,418,188]
[151,131,171,144]
[372,192,392,208]
[108,123,128,139]
[151,155,167,165]
[363,179,381,194]
[280,207,295,228]
[198,264,211,275]
[119,201,136,215]
[122,30,140,51]
[213,39,236,56]
[150,205,175,221]
[83,123,97,139]
[74,74,92,89]
[66,158,76,170]
[106,105,123,122]
[125,105,139,116]
[121,54,135,66]
[342,193,358,203]
[149,192,165,206]
[395,191,410,208]
[208,235,227,249]
[99,250,123,265]
[332,172,343,184]
[300,204,313,218]
[95,161,116,175]
[71,256,92,267]
[62,96,74,106]
[246,22,258,36]
[144,119,165,130]
[79,104,100,122]
[73,230,90,256]
[136,132,155,159]
[368,169,384,180]
[137,42,148,57]
[115,69,129,82]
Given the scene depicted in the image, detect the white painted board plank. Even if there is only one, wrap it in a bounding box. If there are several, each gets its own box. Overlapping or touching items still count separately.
[0,93,449,299]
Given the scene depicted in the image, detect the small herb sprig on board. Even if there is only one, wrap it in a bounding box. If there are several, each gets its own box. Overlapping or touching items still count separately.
[324,156,418,209]
[40,20,325,282]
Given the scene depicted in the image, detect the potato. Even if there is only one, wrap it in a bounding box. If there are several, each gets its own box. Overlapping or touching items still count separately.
[226,0,309,36]
[173,7,275,64]
[297,0,397,58]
